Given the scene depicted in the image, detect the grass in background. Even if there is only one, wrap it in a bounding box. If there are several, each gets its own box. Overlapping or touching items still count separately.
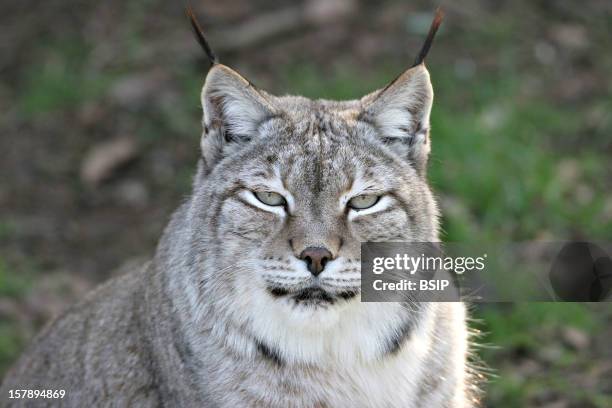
[18,39,115,118]
[478,303,612,407]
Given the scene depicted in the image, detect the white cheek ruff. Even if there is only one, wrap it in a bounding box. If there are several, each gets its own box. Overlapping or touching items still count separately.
[239,190,286,217]
[348,195,393,220]
[244,290,417,367]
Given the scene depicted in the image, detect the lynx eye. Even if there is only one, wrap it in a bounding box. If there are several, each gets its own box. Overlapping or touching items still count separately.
[348,194,380,210]
[254,191,286,207]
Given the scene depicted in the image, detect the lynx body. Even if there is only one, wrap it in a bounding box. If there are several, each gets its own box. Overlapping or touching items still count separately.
[1,11,474,407]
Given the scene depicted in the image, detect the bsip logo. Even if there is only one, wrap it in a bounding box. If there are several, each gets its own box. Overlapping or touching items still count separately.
[549,242,612,301]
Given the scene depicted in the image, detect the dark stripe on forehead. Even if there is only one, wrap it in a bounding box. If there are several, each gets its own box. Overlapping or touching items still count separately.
[250,170,272,179]
[280,153,299,192]
[315,110,328,133]
[314,111,325,196]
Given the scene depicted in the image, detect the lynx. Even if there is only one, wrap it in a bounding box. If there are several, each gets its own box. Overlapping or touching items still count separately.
[1,9,475,407]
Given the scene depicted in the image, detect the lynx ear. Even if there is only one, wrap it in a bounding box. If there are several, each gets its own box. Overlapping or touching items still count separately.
[360,8,442,175]
[200,64,276,171]
[360,64,434,174]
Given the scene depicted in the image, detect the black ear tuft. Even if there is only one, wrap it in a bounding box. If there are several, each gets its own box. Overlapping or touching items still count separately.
[186,5,218,66]
[412,7,444,67]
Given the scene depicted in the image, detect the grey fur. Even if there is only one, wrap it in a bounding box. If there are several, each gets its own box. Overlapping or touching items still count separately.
[1,62,475,407]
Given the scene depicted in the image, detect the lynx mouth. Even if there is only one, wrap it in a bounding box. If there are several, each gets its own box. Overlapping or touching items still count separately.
[267,286,358,306]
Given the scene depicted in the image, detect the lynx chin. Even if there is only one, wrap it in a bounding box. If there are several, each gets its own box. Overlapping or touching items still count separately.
[1,8,479,408]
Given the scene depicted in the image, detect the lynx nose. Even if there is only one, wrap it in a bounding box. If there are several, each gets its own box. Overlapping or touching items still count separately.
[299,247,333,277]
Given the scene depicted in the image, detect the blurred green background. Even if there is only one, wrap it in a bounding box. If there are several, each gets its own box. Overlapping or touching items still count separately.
[0,1,611,406]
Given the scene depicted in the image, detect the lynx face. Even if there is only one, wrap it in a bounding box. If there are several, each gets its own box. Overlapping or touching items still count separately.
[187,64,439,335]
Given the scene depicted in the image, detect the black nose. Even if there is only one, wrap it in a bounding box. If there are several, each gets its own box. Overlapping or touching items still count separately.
[299,247,333,276]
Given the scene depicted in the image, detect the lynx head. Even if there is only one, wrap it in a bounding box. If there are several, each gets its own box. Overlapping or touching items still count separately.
[180,8,444,364]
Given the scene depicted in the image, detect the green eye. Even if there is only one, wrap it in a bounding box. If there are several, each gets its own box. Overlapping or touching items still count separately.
[254,191,286,207]
[348,194,380,210]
